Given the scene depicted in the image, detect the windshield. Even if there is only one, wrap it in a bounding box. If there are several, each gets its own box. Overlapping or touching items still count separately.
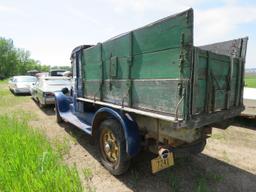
[45,79,70,85]
[50,70,65,76]
[16,76,37,82]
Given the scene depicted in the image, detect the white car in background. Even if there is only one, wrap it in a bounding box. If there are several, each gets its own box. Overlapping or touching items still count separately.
[8,76,37,95]
[31,76,71,108]
[242,87,256,118]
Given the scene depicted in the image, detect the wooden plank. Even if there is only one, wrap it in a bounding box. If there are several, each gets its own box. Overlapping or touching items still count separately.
[202,51,210,112]
[128,32,133,107]
[76,97,181,122]
[225,56,233,109]
[132,9,193,55]
[83,79,182,115]
[132,79,180,115]
[84,80,101,100]
[131,48,181,79]
[102,80,130,106]
[80,9,194,119]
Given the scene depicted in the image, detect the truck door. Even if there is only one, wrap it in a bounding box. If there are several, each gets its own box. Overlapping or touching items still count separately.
[72,50,84,112]
[73,51,83,97]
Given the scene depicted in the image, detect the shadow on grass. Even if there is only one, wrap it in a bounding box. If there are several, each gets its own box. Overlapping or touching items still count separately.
[59,122,256,192]
[32,99,56,116]
[10,90,31,96]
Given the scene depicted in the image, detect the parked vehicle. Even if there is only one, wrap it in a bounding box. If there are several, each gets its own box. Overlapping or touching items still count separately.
[31,76,71,108]
[49,69,65,76]
[54,9,248,175]
[63,71,72,77]
[8,76,37,94]
[242,88,256,118]
[27,70,39,76]
[35,72,49,78]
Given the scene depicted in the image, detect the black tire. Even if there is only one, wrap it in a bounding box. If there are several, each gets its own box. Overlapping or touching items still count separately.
[97,119,130,175]
[13,89,17,95]
[38,100,45,108]
[55,103,63,123]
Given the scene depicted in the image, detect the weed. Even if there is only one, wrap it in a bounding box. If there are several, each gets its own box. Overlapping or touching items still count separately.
[68,130,79,145]
[222,151,230,162]
[130,167,140,187]
[207,172,223,183]
[0,114,83,191]
[83,168,93,180]
[168,169,180,192]
[211,133,225,140]
[196,177,209,192]
[52,137,71,156]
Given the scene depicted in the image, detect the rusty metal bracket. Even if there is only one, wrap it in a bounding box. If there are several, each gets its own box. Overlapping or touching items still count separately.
[175,83,185,121]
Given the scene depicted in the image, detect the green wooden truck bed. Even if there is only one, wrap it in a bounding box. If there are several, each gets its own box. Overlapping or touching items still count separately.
[77,8,247,129]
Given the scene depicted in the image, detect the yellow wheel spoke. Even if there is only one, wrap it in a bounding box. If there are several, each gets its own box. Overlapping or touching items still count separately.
[110,133,115,140]
[104,134,108,141]
[101,129,119,163]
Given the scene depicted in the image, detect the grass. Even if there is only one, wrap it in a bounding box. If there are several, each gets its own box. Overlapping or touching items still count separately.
[193,170,223,192]
[0,79,8,84]
[83,168,96,192]
[168,169,180,192]
[245,75,256,88]
[196,177,209,192]
[0,80,29,110]
[83,168,93,180]
[0,114,83,192]
[52,137,71,157]
[211,133,225,140]
[0,81,84,191]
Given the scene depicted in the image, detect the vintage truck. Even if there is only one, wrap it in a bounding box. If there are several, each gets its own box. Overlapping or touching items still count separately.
[54,9,248,175]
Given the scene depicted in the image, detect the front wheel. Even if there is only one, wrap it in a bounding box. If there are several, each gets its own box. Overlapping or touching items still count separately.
[98,119,130,175]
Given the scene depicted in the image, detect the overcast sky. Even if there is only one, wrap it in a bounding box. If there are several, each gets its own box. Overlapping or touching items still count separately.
[0,0,255,68]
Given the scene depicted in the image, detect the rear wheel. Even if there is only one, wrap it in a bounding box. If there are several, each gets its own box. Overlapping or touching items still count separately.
[13,89,17,95]
[38,100,45,108]
[98,119,130,175]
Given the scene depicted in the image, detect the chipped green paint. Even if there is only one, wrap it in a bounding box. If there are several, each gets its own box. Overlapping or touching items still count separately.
[79,8,247,125]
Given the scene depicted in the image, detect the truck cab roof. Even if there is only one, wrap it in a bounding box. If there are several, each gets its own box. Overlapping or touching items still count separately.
[71,45,93,58]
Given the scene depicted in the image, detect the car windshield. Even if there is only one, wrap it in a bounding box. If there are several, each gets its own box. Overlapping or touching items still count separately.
[16,76,37,82]
[45,79,70,85]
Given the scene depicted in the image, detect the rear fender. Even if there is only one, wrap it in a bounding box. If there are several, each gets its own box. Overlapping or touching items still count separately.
[54,91,72,113]
[92,107,140,157]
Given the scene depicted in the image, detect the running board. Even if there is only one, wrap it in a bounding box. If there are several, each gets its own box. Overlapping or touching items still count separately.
[60,111,92,135]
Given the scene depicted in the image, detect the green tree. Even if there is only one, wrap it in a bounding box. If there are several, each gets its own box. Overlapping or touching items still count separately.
[0,37,50,78]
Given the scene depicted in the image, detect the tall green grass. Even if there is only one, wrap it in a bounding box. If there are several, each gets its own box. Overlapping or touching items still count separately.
[245,78,256,88]
[0,114,83,192]
[245,74,256,88]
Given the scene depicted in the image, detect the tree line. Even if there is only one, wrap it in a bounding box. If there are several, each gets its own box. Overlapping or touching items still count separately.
[0,37,50,79]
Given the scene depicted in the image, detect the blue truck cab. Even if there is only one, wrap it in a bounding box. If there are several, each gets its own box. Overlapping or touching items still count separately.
[55,45,141,175]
